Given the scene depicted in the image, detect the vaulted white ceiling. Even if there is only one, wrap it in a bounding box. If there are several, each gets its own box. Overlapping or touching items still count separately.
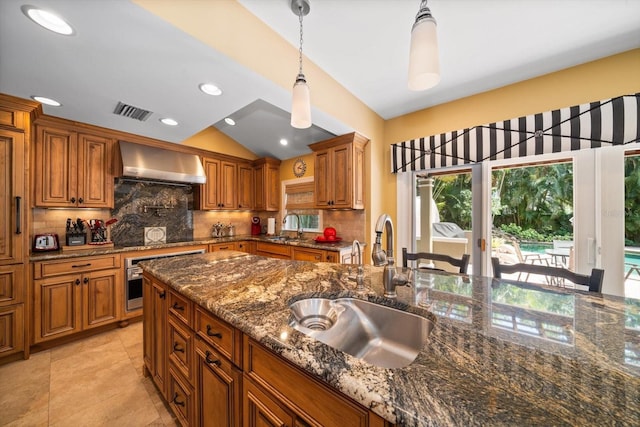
[1,0,638,160]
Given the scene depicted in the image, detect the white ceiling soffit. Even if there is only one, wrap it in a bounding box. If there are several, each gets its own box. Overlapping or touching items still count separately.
[238,0,640,120]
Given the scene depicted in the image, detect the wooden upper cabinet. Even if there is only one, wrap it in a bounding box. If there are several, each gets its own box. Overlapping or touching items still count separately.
[196,156,238,210]
[237,162,254,210]
[0,129,25,265]
[253,157,280,212]
[33,124,113,208]
[309,132,368,210]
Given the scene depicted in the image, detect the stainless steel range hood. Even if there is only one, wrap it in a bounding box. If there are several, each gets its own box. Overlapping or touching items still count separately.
[119,141,206,184]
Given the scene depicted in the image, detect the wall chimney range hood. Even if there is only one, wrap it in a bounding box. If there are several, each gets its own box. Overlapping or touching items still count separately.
[119,141,206,184]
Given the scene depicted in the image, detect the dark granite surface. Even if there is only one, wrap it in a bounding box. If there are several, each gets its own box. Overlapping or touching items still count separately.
[141,251,640,427]
[29,235,355,262]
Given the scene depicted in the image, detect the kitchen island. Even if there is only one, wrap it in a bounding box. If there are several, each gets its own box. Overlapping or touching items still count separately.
[142,251,640,426]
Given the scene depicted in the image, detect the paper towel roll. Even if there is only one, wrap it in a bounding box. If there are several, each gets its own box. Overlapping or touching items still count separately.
[267,217,276,235]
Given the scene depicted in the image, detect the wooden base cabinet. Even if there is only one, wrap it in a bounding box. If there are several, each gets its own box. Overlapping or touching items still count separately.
[0,304,24,358]
[143,272,390,427]
[33,269,120,343]
[143,274,168,399]
[32,255,121,344]
[196,336,242,427]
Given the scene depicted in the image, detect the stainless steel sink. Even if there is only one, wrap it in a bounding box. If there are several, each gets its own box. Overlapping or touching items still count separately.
[289,298,434,369]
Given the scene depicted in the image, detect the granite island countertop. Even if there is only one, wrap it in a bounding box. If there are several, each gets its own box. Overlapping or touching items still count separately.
[29,234,357,261]
[141,251,640,426]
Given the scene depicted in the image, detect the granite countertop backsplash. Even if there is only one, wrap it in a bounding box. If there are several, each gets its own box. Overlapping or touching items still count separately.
[141,251,640,426]
[29,235,356,261]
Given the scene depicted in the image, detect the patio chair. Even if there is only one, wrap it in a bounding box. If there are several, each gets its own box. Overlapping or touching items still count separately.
[402,248,470,274]
[491,257,604,293]
[493,238,551,282]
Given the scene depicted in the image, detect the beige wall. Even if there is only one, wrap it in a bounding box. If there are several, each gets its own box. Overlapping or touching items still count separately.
[385,49,640,145]
[182,126,258,160]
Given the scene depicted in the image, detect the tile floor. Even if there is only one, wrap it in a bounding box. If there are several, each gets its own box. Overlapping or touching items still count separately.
[0,322,178,426]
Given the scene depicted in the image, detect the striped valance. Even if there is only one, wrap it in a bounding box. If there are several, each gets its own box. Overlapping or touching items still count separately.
[391,93,640,173]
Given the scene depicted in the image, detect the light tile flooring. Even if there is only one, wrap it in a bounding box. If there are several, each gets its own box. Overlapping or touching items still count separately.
[0,322,177,426]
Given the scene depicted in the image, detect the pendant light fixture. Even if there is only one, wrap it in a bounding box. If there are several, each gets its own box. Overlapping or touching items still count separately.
[408,0,440,91]
[290,0,311,129]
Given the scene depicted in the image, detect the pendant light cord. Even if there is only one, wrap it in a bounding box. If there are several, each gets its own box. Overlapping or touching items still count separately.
[298,6,304,76]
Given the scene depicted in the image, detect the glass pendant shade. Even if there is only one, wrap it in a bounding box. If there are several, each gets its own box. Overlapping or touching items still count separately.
[291,74,311,129]
[408,16,440,91]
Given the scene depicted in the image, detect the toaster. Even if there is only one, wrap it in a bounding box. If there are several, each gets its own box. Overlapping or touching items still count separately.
[33,233,60,252]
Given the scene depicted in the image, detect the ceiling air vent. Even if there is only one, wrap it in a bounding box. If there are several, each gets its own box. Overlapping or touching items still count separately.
[113,101,152,121]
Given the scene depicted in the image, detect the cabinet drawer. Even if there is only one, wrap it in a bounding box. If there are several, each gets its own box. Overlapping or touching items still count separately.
[168,367,194,427]
[244,337,368,427]
[33,254,121,279]
[168,315,194,385]
[169,290,193,328]
[195,307,238,365]
[255,242,291,258]
[209,242,237,252]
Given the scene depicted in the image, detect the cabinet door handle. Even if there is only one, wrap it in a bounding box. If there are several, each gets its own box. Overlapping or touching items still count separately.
[15,196,21,234]
[83,277,89,284]
[205,350,221,366]
[159,291,166,299]
[172,302,184,311]
[173,342,184,353]
[172,393,185,407]
[70,197,76,204]
[78,197,84,204]
[72,263,92,268]
[75,279,81,285]
[206,325,222,338]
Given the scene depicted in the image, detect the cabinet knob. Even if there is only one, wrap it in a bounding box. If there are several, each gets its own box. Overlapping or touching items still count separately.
[70,197,76,203]
[159,291,166,299]
[206,324,222,338]
[83,277,89,284]
[172,393,185,407]
[78,197,84,204]
[205,350,221,366]
[75,278,81,285]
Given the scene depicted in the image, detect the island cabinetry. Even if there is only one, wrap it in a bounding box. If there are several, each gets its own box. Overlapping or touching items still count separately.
[33,123,114,208]
[210,242,238,252]
[255,242,291,260]
[143,274,168,398]
[253,157,280,212]
[195,334,243,427]
[237,162,254,210]
[167,289,196,426]
[243,337,370,427]
[32,254,121,343]
[309,132,368,209]
[196,156,237,210]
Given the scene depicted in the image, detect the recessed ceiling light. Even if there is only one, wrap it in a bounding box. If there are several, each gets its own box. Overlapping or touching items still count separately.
[224,117,235,126]
[280,139,288,146]
[199,83,222,96]
[160,118,178,126]
[21,6,74,35]
[32,96,61,106]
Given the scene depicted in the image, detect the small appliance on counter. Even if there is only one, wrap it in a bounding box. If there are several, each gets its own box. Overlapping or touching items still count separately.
[65,218,86,246]
[33,233,60,252]
[251,217,262,236]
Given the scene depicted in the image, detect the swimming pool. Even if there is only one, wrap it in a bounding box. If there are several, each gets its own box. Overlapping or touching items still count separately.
[520,243,640,272]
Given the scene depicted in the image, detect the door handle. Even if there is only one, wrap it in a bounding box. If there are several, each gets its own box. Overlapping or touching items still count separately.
[15,196,21,234]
